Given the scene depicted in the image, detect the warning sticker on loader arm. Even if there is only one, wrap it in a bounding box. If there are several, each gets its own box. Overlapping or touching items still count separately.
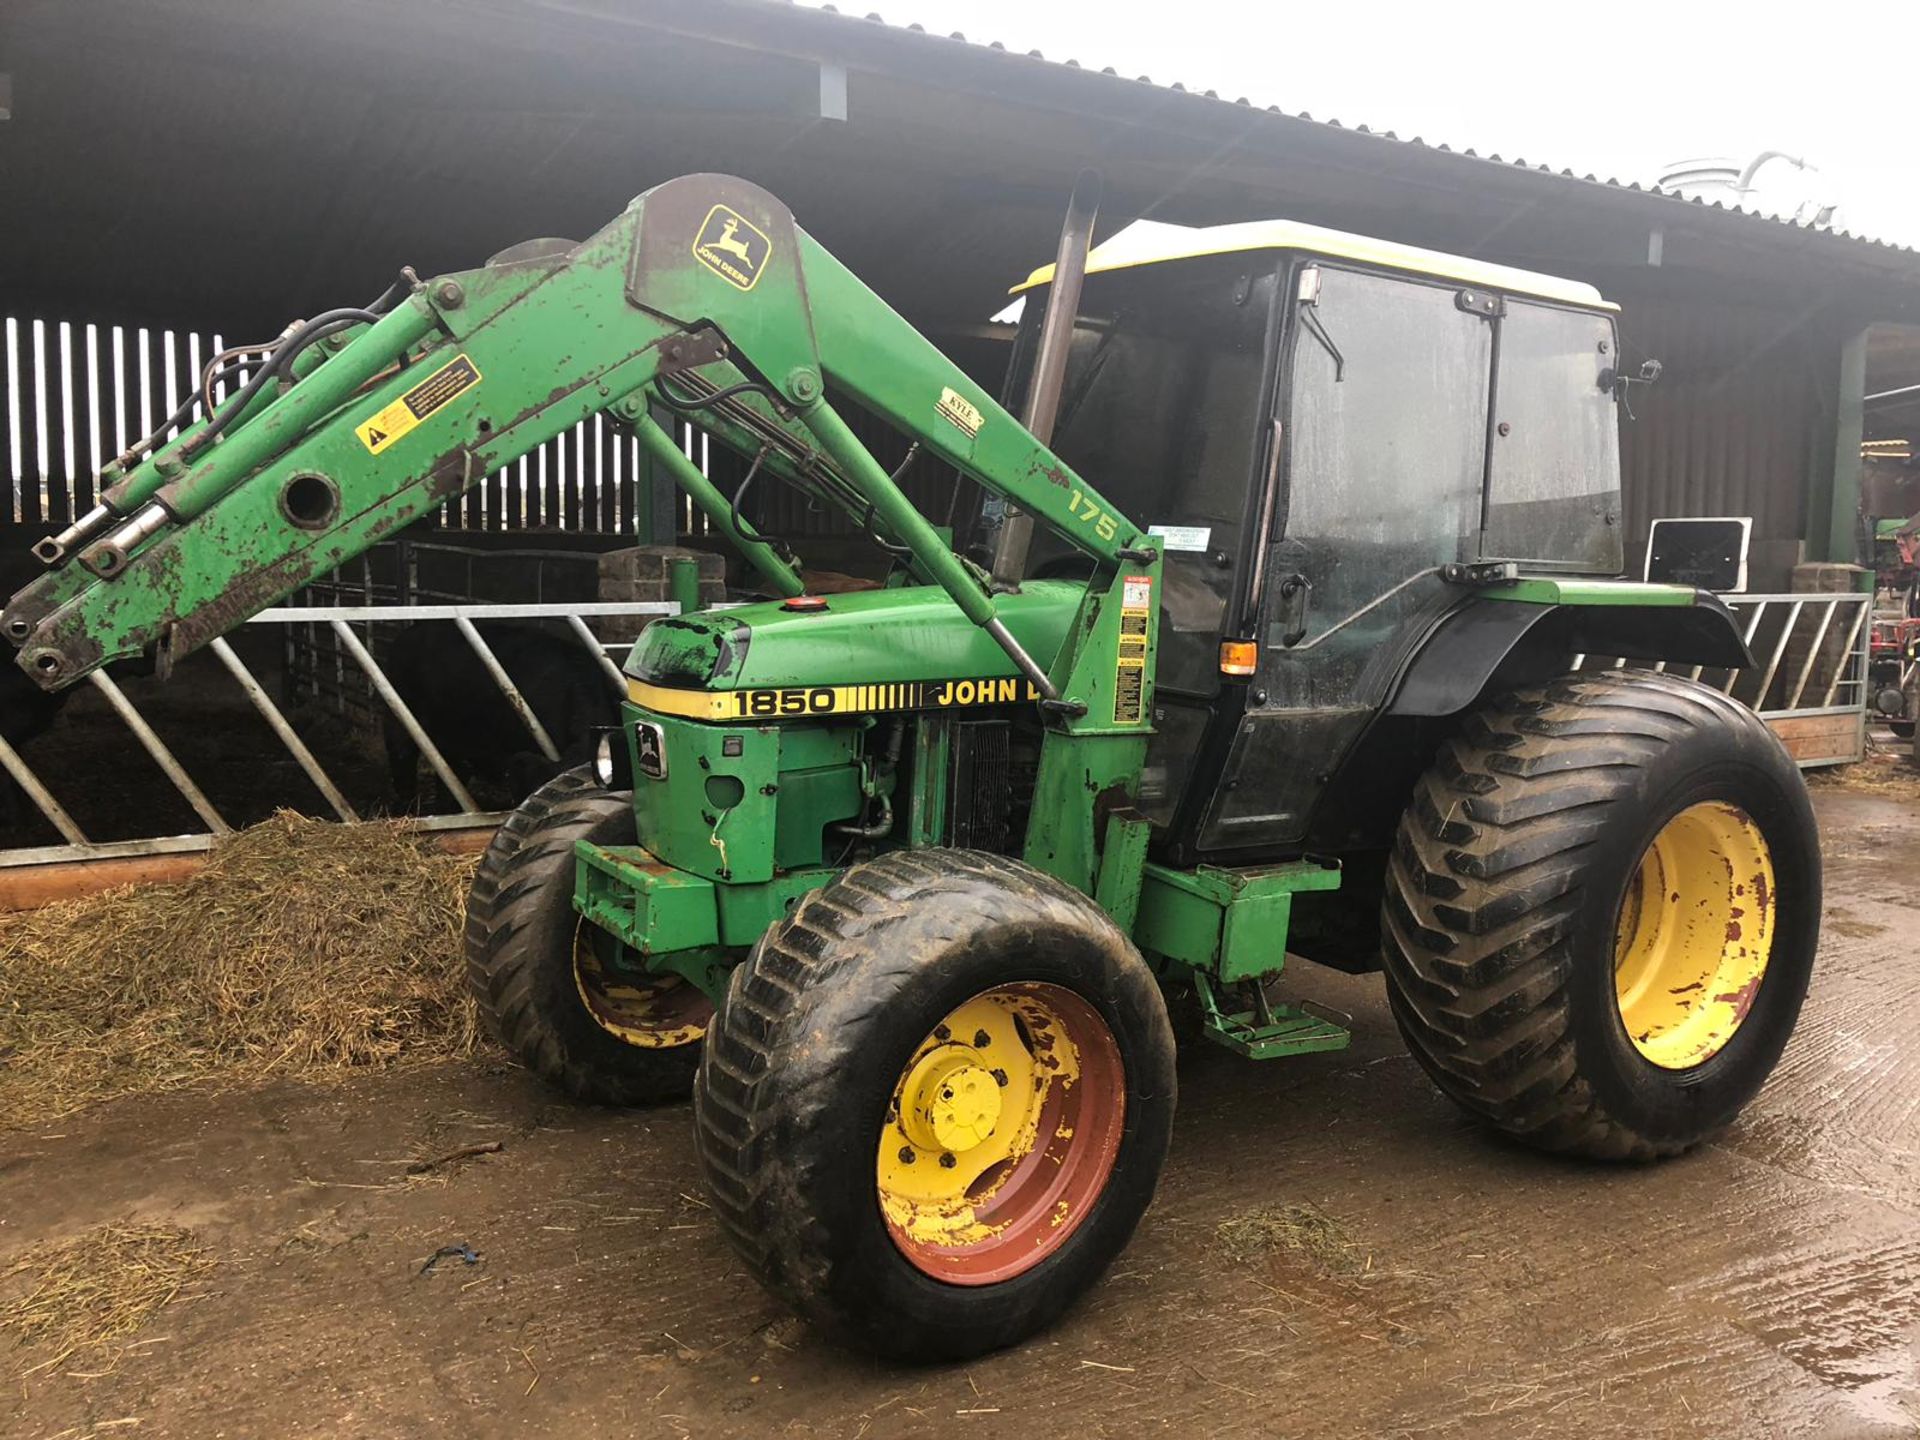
[1115,574,1152,725]
[356,354,483,455]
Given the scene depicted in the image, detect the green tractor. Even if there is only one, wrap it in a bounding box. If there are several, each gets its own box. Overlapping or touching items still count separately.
[8,174,1819,1361]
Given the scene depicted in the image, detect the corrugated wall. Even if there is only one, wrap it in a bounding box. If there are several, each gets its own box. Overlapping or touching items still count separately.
[0,295,1843,588]
[1613,292,1836,589]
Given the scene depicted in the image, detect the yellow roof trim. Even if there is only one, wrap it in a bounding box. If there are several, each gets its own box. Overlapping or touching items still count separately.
[1014,218,1617,311]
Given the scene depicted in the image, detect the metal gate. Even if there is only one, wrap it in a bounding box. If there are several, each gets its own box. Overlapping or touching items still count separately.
[1574,591,1871,767]
[0,601,673,869]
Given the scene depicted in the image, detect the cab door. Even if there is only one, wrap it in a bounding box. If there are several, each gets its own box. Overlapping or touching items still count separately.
[1200,263,1493,854]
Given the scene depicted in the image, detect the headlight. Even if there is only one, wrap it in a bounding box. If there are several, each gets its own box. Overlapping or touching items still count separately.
[593,732,616,786]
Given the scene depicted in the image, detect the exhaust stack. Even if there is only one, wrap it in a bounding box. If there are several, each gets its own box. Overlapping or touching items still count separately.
[992,169,1101,586]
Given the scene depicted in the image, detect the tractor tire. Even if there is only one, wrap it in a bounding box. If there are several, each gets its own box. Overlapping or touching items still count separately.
[464,766,710,1105]
[693,848,1175,1361]
[1381,671,1819,1161]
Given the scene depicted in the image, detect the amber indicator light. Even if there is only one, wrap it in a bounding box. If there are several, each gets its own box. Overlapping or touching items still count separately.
[1219,639,1258,676]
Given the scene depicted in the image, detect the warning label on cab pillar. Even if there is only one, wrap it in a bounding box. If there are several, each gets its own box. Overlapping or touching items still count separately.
[1114,574,1151,724]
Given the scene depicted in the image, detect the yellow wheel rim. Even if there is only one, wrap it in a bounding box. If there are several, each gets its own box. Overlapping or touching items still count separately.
[571,923,710,1049]
[875,982,1126,1286]
[1613,801,1776,1070]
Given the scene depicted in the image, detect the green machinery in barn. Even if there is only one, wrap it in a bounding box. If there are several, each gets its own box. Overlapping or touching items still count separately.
[6,174,1820,1360]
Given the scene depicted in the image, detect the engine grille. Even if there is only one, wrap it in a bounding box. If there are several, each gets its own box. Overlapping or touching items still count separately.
[947,719,1012,853]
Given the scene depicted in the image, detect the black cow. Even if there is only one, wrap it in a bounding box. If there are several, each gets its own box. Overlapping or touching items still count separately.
[380,621,620,809]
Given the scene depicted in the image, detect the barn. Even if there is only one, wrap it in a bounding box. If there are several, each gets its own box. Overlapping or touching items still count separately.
[3,0,1918,877]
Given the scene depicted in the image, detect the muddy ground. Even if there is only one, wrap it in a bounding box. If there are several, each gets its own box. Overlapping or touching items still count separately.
[4,788,1919,1439]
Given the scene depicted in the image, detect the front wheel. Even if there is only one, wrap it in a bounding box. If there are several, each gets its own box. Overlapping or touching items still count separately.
[464,767,711,1104]
[1382,671,1820,1160]
[693,849,1175,1361]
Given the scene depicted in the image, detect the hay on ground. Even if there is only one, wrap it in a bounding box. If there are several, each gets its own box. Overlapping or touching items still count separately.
[0,812,480,1128]
[1,1223,214,1376]
[1807,745,1920,800]
[1216,1203,1368,1274]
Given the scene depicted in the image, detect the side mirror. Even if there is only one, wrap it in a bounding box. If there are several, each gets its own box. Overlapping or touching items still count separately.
[1600,357,1663,397]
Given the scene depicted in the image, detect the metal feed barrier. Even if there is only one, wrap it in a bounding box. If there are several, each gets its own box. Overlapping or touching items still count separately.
[1573,591,1872,767]
[0,590,1873,871]
[0,601,676,869]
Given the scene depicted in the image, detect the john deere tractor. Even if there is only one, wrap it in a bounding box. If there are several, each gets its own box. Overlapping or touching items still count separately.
[7,174,1819,1360]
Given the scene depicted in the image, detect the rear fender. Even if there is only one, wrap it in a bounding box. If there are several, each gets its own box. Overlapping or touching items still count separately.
[1294,589,1753,853]
[1387,590,1752,718]
[1284,589,1755,971]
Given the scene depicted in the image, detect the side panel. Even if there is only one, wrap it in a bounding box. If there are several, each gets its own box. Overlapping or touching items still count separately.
[624,708,864,883]
[1133,859,1341,982]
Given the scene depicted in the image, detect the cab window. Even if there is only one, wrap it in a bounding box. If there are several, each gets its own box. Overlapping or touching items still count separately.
[1017,255,1279,697]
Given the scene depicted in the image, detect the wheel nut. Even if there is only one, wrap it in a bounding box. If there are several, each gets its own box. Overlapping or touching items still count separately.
[898,1146,916,1164]
[973,1029,991,1048]
[938,1153,957,1169]
[991,1068,1008,1087]
[933,1025,951,1041]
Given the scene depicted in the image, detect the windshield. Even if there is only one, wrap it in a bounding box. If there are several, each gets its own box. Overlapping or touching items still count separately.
[1015,255,1278,696]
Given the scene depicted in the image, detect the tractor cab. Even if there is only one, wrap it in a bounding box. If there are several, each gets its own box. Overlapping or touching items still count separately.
[1007,219,1627,860]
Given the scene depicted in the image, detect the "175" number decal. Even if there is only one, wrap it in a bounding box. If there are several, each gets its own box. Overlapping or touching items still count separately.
[1068,487,1118,542]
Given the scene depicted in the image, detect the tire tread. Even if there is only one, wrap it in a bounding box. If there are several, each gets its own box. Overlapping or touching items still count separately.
[1380,670,1782,1161]
[464,766,698,1105]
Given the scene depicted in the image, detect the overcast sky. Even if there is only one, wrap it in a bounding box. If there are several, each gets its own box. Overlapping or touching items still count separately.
[806,0,1920,247]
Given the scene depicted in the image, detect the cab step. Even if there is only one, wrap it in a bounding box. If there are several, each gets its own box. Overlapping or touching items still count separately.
[1193,973,1352,1060]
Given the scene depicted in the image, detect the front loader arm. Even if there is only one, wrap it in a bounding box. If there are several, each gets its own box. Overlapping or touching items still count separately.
[6,174,1149,699]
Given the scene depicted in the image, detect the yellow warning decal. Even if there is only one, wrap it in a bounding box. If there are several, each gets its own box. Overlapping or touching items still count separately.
[937,387,984,440]
[1114,573,1151,725]
[692,204,771,291]
[356,354,482,455]
[628,675,1041,721]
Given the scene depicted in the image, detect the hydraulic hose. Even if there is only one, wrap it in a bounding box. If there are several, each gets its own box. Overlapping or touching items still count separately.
[180,307,382,460]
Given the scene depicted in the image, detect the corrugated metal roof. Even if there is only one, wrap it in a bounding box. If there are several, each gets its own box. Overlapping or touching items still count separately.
[794,2,1916,259]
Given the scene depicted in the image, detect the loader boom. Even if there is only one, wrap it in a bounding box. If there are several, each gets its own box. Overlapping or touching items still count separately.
[5,174,1154,715]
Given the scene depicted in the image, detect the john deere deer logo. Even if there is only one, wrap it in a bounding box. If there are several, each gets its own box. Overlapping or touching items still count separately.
[692,204,771,291]
[710,219,754,263]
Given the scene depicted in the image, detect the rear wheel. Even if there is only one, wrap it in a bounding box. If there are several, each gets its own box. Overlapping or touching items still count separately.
[465,767,710,1104]
[1382,671,1819,1160]
[693,848,1175,1361]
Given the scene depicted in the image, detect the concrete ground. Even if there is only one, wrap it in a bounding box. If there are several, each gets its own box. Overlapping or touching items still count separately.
[4,786,1918,1439]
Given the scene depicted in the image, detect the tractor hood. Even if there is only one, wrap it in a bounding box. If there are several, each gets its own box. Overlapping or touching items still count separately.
[623,580,1084,719]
